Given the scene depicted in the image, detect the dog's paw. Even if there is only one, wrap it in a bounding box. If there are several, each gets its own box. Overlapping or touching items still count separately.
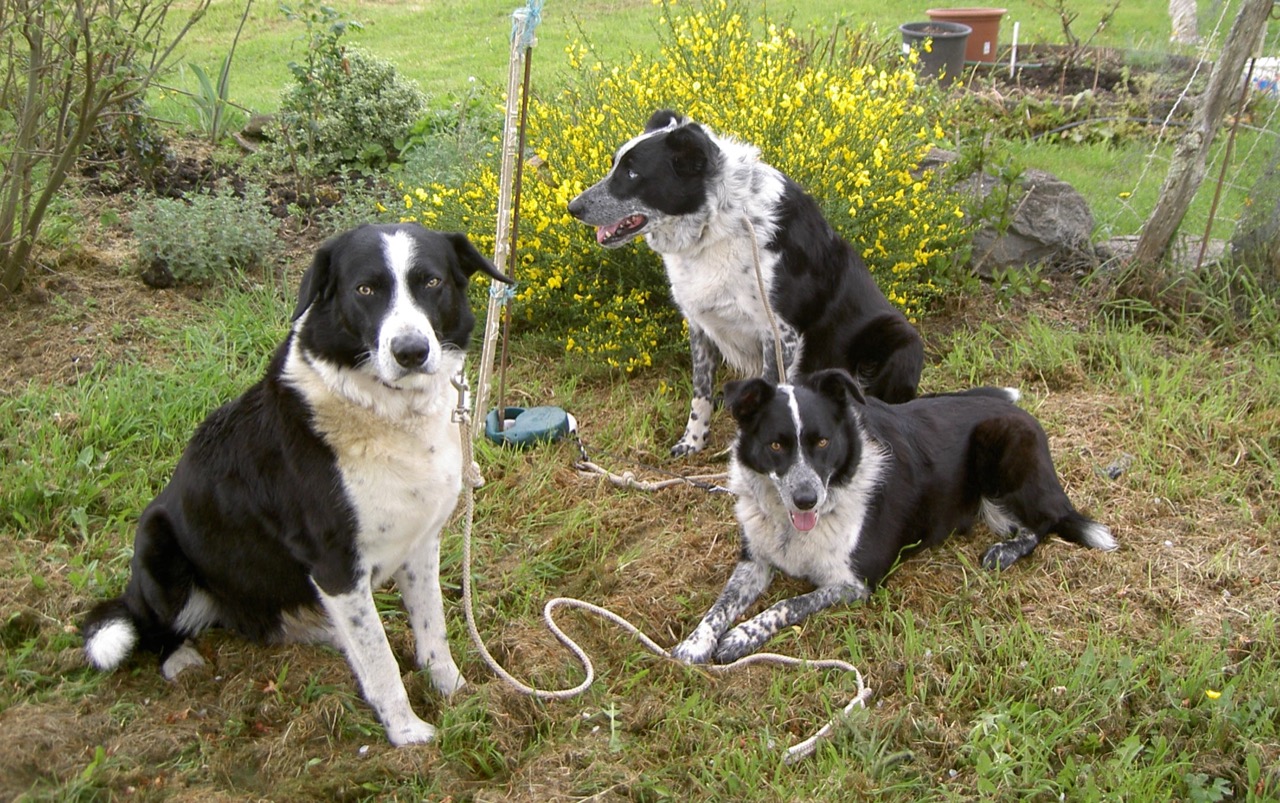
[981,529,1039,571]
[713,626,761,664]
[670,438,704,457]
[670,632,717,665]
[430,664,466,697]
[386,716,438,747]
[160,642,206,680]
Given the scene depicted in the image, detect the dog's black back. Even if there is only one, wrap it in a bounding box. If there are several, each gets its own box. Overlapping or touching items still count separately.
[729,369,1115,590]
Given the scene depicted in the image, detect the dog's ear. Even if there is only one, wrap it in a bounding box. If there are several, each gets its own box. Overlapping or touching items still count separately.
[666,124,713,178]
[725,378,776,425]
[292,234,341,321]
[808,369,865,407]
[445,232,514,285]
[645,109,682,132]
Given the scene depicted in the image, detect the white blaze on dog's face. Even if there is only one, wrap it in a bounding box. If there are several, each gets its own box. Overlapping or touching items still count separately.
[291,224,510,391]
[566,110,718,248]
[727,374,864,532]
[372,230,444,385]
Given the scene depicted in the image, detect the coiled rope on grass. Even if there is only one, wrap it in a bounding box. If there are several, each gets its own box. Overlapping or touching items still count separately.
[452,374,873,764]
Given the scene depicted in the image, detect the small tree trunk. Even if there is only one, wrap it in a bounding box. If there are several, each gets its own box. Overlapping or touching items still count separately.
[1168,0,1199,44]
[1131,0,1272,268]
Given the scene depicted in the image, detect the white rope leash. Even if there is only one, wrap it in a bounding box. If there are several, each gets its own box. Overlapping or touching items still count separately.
[744,216,788,386]
[452,378,873,764]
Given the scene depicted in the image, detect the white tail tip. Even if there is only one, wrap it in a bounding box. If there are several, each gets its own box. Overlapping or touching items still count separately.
[84,619,137,671]
[1084,522,1118,551]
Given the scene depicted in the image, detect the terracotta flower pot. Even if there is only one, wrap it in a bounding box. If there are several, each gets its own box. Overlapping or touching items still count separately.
[926,7,1007,62]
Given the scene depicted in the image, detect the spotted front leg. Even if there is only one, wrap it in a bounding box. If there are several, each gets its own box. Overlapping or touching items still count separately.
[761,317,803,385]
[671,559,772,664]
[315,575,437,746]
[713,580,870,663]
[396,536,464,697]
[671,324,720,456]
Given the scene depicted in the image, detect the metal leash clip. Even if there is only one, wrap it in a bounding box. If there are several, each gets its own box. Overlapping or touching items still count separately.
[451,372,472,425]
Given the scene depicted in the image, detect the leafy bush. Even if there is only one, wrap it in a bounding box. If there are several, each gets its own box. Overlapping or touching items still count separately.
[0,0,210,293]
[275,46,428,173]
[403,0,972,372]
[130,183,279,285]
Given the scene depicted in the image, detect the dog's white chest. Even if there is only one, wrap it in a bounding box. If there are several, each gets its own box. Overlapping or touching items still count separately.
[739,500,866,587]
[327,408,461,581]
[664,247,776,374]
[284,346,464,583]
[732,462,877,588]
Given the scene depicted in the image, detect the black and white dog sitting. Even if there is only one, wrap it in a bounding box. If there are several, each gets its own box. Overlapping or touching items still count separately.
[568,110,924,456]
[671,369,1117,664]
[81,223,511,746]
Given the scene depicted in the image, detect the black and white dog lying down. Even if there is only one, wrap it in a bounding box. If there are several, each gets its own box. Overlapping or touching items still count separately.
[672,369,1117,664]
[81,223,511,745]
[568,109,924,456]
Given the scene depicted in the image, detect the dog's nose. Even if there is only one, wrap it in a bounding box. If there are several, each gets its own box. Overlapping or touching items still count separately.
[567,194,585,220]
[792,488,819,511]
[391,334,431,368]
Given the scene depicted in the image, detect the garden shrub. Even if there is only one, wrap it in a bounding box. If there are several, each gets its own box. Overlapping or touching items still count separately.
[130,182,279,285]
[276,46,428,173]
[403,0,972,373]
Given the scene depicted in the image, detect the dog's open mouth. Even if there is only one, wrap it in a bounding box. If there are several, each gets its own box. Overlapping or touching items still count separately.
[789,510,819,532]
[596,214,648,246]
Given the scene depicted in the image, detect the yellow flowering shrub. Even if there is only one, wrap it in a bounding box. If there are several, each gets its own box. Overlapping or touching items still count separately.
[402,0,972,373]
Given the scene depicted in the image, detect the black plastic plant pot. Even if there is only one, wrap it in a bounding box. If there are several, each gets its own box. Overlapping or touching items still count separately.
[900,20,972,86]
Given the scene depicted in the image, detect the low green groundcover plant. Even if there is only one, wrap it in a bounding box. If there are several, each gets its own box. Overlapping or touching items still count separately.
[403,0,972,373]
[130,182,279,284]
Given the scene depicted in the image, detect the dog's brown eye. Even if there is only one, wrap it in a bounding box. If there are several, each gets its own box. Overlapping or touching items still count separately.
[425,277,441,288]
[816,438,829,449]
[770,442,783,452]
[356,284,374,296]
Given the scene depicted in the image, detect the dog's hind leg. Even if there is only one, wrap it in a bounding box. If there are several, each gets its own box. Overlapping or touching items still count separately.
[973,416,1116,572]
[316,575,436,746]
[671,324,720,456]
[981,527,1042,571]
[850,314,923,403]
[671,558,772,664]
[713,580,871,663]
[395,535,464,697]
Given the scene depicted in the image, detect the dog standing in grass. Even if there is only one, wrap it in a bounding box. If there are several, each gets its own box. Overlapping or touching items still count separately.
[81,223,511,746]
[568,109,924,456]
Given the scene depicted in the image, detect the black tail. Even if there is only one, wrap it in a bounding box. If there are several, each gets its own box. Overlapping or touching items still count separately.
[1054,510,1117,552]
[81,505,199,672]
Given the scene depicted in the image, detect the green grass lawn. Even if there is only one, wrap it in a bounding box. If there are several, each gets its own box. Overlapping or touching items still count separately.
[162,0,1208,115]
[1005,124,1277,242]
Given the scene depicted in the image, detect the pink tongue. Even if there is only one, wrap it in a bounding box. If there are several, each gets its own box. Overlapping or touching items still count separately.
[790,510,818,531]
[596,221,621,244]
